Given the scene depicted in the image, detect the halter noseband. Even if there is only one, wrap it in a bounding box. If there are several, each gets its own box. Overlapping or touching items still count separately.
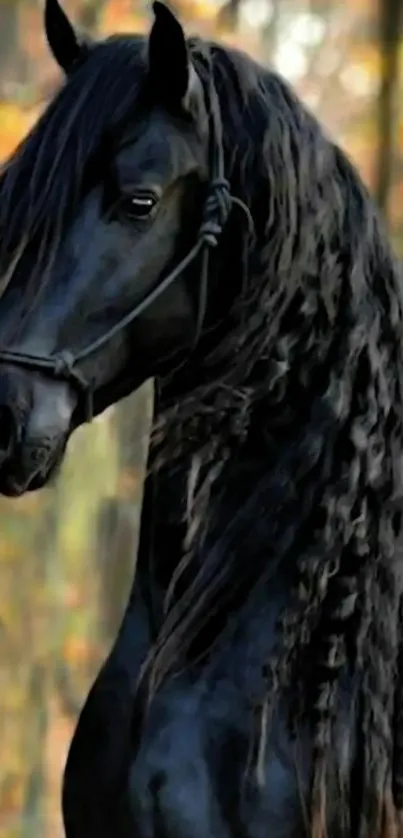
[0,72,252,422]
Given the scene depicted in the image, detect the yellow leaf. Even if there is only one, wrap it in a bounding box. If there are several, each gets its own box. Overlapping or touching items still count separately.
[0,101,37,163]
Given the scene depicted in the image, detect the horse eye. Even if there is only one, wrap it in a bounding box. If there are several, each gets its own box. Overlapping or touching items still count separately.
[121,192,158,221]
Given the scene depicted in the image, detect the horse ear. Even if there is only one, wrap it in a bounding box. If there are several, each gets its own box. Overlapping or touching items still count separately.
[44,0,86,75]
[148,1,197,110]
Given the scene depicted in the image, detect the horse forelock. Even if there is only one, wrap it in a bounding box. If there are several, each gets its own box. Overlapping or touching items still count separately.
[0,35,147,311]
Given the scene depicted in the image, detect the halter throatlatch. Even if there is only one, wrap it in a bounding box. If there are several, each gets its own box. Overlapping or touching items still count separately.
[0,64,253,423]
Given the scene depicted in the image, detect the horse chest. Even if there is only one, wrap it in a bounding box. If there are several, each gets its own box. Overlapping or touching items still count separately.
[125,583,311,838]
[63,580,355,838]
[127,673,309,838]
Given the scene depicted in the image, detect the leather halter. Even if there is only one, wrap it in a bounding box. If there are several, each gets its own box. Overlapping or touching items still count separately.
[0,73,252,422]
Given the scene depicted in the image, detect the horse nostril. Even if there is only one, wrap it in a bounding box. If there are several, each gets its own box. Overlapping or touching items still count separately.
[0,406,17,465]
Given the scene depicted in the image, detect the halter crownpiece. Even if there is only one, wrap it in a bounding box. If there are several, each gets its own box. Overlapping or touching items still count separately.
[0,64,253,423]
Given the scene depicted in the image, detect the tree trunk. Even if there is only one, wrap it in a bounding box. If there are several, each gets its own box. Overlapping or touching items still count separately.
[375,0,403,219]
[0,2,19,93]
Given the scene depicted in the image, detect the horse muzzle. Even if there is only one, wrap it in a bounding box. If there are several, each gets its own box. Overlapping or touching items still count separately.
[0,367,76,496]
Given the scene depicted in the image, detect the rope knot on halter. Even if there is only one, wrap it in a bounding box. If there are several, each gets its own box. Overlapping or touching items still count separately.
[53,349,93,420]
[53,350,75,379]
[199,178,232,248]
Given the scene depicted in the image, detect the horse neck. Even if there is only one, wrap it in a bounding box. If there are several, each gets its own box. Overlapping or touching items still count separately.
[129,388,339,700]
[142,382,332,585]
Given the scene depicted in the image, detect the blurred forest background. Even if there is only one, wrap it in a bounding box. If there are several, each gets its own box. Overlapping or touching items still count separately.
[0,0,402,835]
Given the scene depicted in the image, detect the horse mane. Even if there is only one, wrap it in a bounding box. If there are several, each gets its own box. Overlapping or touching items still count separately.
[147,43,403,837]
[1,29,403,835]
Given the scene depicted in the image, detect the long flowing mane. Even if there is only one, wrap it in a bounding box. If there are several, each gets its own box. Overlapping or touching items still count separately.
[2,30,403,836]
[149,43,403,837]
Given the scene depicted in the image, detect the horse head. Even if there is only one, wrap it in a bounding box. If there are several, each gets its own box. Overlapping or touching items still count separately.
[0,0,244,495]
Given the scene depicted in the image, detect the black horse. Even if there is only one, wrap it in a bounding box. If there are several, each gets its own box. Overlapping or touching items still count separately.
[0,1,403,836]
